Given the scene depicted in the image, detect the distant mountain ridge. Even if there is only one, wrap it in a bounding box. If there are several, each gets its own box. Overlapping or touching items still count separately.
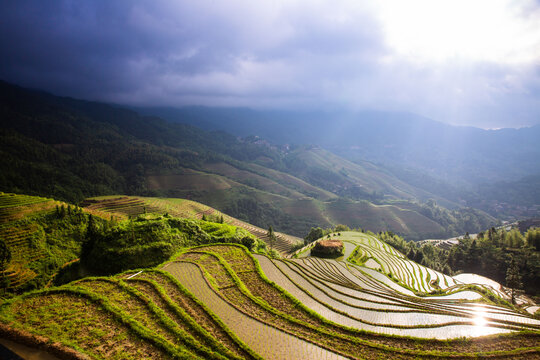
[139,106,540,187]
[0,81,498,238]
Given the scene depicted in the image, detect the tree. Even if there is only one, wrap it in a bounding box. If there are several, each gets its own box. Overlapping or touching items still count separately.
[506,257,522,304]
[81,215,100,265]
[304,227,324,245]
[506,229,524,248]
[59,205,66,218]
[334,224,350,232]
[525,228,540,251]
[267,226,276,251]
[241,236,255,251]
[0,238,12,293]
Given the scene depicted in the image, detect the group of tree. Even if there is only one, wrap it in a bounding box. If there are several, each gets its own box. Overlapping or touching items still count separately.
[0,81,283,204]
[224,197,318,237]
[418,199,497,238]
[79,215,265,275]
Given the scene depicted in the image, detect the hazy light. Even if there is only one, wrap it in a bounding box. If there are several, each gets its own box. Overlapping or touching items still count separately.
[377,0,540,64]
[473,311,487,327]
[471,305,490,336]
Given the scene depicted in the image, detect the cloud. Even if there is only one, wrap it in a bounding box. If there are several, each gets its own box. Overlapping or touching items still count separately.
[0,0,539,128]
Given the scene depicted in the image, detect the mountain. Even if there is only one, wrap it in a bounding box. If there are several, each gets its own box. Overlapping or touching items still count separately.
[467,174,540,219]
[140,106,540,188]
[0,81,496,239]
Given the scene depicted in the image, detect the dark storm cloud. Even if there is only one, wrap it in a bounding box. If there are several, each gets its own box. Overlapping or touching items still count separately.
[1,0,539,128]
[1,1,246,95]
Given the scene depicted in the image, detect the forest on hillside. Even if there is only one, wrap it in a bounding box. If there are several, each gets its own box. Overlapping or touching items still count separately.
[0,82,500,239]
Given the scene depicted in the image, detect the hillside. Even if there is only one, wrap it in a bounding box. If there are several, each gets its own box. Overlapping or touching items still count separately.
[280,146,459,207]
[0,192,106,293]
[0,81,497,239]
[1,238,538,359]
[2,3,539,358]
[0,193,537,358]
[80,195,303,256]
[470,175,540,219]
[0,191,287,296]
[146,107,540,187]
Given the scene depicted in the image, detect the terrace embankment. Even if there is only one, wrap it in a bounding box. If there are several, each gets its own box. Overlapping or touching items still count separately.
[1,239,538,359]
[167,244,540,358]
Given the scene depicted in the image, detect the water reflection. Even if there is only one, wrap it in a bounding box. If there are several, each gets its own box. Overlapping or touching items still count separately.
[472,305,488,336]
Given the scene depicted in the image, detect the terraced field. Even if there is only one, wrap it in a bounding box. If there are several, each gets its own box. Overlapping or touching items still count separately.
[0,193,62,291]
[0,268,262,359]
[170,245,539,354]
[1,237,538,358]
[82,195,303,255]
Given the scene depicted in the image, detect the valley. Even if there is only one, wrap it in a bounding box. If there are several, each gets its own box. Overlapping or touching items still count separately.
[2,2,540,358]
[0,191,538,359]
[0,82,538,360]
[0,81,499,240]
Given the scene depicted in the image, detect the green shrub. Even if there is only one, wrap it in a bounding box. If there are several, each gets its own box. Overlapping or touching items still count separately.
[82,216,264,275]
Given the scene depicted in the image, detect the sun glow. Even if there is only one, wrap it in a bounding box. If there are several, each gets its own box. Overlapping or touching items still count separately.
[473,308,487,327]
[471,305,491,336]
[377,0,540,63]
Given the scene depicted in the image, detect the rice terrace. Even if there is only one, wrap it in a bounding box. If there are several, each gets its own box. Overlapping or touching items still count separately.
[0,193,539,359]
[2,3,540,357]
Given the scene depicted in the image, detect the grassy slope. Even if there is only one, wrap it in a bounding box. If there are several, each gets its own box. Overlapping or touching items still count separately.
[244,162,337,201]
[0,192,112,293]
[144,168,456,239]
[202,162,308,199]
[286,147,458,205]
[81,193,450,251]
[324,199,445,237]
[0,271,259,360]
[81,195,304,256]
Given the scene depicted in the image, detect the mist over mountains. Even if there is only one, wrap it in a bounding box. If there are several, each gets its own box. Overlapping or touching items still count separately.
[1,81,508,239]
[139,106,540,187]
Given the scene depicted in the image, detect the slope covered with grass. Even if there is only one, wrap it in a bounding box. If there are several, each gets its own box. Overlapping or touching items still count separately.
[0,192,108,293]
[81,195,303,256]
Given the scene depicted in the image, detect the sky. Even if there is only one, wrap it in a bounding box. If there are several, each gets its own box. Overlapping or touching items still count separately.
[1,0,539,128]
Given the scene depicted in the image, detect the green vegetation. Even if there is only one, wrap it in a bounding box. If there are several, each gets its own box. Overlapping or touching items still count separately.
[0,192,112,294]
[304,227,325,245]
[0,81,498,240]
[81,216,263,275]
[81,195,301,256]
[506,257,523,304]
[0,271,259,360]
[378,227,540,300]
[0,192,268,295]
[1,239,539,359]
